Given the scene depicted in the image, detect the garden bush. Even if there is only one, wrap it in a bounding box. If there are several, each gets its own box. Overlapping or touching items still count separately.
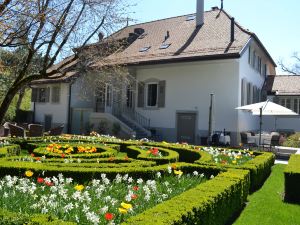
[282,132,300,147]
[125,145,179,164]
[122,169,250,225]
[0,208,75,225]
[0,145,21,157]
[284,154,300,203]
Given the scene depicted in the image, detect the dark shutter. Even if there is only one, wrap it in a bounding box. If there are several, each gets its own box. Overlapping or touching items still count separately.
[45,87,50,102]
[241,79,244,106]
[137,82,145,108]
[31,88,38,102]
[158,80,166,108]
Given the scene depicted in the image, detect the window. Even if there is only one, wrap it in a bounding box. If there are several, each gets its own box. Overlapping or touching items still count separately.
[38,88,47,102]
[257,56,262,72]
[294,99,298,113]
[159,43,171,49]
[186,15,196,21]
[146,83,158,107]
[252,51,256,68]
[51,86,60,103]
[247,82,252,104]
[248,47,251,64]
[286,99,291,109]
[139,46,151,52]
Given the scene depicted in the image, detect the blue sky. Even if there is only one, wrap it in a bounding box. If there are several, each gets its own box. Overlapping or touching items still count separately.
[130,0,300,74]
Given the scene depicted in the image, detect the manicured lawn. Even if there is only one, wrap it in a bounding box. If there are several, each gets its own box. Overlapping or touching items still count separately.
[233,164,300,225]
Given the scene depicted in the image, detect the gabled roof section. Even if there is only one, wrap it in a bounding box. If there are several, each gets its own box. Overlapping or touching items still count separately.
[265,75,300,95]
[93,8,273,66]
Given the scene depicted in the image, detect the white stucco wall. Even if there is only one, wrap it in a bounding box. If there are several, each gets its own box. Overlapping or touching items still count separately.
[33,83,70,129]
[237,40,275,134]
[135,59,240,142]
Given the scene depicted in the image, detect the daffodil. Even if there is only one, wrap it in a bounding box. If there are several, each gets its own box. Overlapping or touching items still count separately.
[232,160,237,164]
[74,184,84,191]
[121,202,132,210]
[25,170,33,177]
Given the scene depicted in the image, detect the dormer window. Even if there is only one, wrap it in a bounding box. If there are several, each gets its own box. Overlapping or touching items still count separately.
[139,46,151,52]
[186,15,196,21]
[159,43,171,49]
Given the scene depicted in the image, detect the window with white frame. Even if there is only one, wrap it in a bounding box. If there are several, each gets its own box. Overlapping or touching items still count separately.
[278,97,300,113]
[106,85,112,107]
[146,83,158,107]
[126,85,133,108]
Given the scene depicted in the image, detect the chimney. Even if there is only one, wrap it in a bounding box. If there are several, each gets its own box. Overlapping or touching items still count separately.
[230,17,235,42]
[196,0,204,27]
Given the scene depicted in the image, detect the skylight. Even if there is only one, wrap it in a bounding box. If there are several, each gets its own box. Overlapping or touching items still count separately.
[159,43,171,49]
[138,33,148,39]
[186,15,196,21]
[139,46,151,52]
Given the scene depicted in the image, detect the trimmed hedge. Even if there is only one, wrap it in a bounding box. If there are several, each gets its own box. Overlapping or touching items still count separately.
[0,145,21,157]
[126,145,179,164]
[122,169,250,225]
[196,150,275,192]
[0,208,75,225]
[284,154,300,203]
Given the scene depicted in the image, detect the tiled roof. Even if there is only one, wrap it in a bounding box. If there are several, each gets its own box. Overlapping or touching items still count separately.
[266,75,300,95]
[33,7,275,83]
[93,8,252,66]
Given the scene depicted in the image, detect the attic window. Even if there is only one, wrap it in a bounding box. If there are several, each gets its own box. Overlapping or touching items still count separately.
[139,46,151,52]
[138,33,148,39]
[159,43,171,49]
[186,15,196,21]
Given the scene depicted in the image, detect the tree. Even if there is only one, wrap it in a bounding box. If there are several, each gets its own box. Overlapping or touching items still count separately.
[0,0,130,123]
[278,52,300,75]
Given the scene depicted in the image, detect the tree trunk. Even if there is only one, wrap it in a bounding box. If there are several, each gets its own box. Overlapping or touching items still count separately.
[0,87,20,124]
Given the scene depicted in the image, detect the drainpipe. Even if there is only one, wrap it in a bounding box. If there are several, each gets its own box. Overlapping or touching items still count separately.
[67,83,72,134]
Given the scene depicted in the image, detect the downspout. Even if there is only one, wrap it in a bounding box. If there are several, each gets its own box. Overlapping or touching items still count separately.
[67,83,72,134]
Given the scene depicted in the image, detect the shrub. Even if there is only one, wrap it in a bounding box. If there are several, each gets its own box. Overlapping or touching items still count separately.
[126,145,179,164]
[0,208,75,225]
[284,154,300,203]
[122,169,250,225]
[282,132,300,147]
[0,145,21,157]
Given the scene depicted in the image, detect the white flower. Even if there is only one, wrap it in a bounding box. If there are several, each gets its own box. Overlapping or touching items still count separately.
[85,211,99,225]
[144,194,151,201]
[123,174,129,181]
[193,171,199,176]
[137,178,143,184]
[200,173,205,178]
[167,165,172,174]
[63,203,74,213]
[210,175,214,179]
[128,177,133,183]
[100,206,108,213]
[156,172,161,178]
[115,174,122,183]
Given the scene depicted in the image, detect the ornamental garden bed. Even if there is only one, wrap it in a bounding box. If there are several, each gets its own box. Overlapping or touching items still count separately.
[0,135,275,224]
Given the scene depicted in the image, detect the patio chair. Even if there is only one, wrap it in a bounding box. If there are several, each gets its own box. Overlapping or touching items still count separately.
[8,123,26,137]
[28,124,44,137]
[48,125,64,136]
[240,132,256,148]
[262,134,280,152]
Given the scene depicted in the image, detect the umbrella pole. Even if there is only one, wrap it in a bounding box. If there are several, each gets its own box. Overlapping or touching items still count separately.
[259,107,262,146]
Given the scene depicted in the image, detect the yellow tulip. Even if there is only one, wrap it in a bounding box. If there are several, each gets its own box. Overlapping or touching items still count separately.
[174,170,183,176]
[232,160,237,164]
[74,184,84,191]
[121,202,132,210]
[25,170,33,177]
[119,208,128,214]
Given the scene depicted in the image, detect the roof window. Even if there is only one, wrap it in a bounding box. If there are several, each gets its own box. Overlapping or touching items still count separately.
[159,43,171,49]
[139,46,151,52]
[138,33,148,39]
[186,15,196,21]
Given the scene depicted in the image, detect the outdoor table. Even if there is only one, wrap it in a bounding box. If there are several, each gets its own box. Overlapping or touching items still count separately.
[219,135,230,145]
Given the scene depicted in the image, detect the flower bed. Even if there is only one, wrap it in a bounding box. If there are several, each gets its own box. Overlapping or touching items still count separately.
[0,170,207,225]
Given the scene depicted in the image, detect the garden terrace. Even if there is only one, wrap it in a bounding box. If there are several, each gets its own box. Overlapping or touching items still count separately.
[0,136,276,224]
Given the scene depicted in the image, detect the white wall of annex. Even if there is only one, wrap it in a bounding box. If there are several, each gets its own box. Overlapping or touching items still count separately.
[135,59,239,133]
[34,83,70,125]
[237,43,266,133]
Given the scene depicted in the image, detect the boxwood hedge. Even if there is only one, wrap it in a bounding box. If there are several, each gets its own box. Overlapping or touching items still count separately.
[284,154,300,203]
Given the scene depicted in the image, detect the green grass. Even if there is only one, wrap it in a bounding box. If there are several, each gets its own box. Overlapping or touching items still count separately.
[233,164,300,225]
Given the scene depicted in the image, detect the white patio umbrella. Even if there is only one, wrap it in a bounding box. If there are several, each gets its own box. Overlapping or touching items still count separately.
[236,99,298,145]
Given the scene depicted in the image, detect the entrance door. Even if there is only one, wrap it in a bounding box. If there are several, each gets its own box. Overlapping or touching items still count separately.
[177,112,196,144]
[44,115,52,131]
